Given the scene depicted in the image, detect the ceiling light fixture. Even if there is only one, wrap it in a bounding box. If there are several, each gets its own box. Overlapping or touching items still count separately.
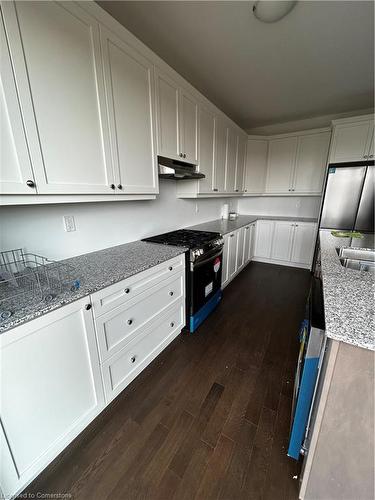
[252,1,297,23]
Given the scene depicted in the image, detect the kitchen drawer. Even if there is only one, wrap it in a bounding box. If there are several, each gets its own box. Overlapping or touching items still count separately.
[101,301,184,403]
[91,254,185,317]
[95,271,184,361]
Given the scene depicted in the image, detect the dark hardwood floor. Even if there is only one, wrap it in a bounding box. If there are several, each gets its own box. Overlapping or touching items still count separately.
[24,262,311,500]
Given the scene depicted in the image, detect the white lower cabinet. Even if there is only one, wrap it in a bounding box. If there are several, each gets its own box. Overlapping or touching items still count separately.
[0,298,105,498]
[270,221,294,262]
[0,256,186,498]
[222,223,255,288]
[254,220,317,269]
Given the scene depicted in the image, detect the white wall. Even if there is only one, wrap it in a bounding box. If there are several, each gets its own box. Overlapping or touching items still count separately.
[238,196,321,218]
[0,182,238,260]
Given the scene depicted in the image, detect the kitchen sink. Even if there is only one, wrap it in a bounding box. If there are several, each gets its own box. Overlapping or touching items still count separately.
[336,247,375,275]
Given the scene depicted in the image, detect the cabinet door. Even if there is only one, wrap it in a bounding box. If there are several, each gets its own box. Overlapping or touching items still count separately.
[329,121,372,163]
[225,126,237,192]
[101,27,158,194]
[249,223,256,260]
[293,132,330,194]
[155,69,180,160]
[213,117,226,192]
[228,231,238,279]
[221,233,230,287]
[254,220,274,258]
[0,17,36,195]
[179,89,198,164]
[10,1,114,194]
[244,139,268,194]
[198,105,215,193]
[243,225,251,264]
[235,135,246,193]
[236,227,245,270]
[291,223,317,266]
[0,298,104,496]
[271,221,294,262]
[265,137,298,193]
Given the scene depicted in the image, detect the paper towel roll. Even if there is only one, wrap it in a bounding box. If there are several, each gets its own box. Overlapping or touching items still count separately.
[222,203,229,220]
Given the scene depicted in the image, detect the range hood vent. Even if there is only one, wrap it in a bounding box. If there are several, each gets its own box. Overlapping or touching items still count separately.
[158,156,205,180]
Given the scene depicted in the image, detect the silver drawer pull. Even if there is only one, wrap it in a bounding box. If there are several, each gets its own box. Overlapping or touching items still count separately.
[168,266,173,271]
[170,322,175,328]
[127,319,133,325]
[124,288,130,294]
[169,291,174,296]
[130,356,136,364]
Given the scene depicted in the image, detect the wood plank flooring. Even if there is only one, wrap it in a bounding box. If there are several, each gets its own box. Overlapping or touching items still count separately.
[24,262,311,500]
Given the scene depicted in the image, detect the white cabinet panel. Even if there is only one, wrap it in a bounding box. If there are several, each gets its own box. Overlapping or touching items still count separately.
[235,135,246,193]
[228,231,238,280]
[198,105,215,193]
[244,139,268,194]
[254,220,274,258]
[0,298,104,495]
[221,233,230,287]
[291,222,317,265]
[12,1,113,194]
[293,132,330,194]
[0,17,36,195]
[155,69,179,160]
[236,226,245,270]
[225,126,237,192]
[243,225,251,264]
[271,221,294,262]
[329,120,372,163]
[266,137,298,193]
[214,117,226,192]
[101,27,157,194]
[249,223,256,260]
[179,89,198,164]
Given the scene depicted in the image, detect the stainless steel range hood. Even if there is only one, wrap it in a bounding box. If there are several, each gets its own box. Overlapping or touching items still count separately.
[158,156,205,180]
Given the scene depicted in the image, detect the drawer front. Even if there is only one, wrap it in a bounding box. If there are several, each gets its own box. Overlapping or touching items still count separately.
[91,254,185,317]
[101,301,184,403]
[95,271,184,361]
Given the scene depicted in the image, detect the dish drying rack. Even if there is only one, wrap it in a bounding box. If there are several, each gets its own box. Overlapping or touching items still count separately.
[0,248,80,321]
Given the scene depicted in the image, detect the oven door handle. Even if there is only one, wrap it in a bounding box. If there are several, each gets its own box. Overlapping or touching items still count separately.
[193,248,223,268]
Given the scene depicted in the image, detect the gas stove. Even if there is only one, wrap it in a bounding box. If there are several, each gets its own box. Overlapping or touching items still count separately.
[143,229,223,263]
[143,229,224,333]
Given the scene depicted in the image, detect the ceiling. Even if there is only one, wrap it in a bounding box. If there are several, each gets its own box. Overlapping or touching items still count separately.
[97,1,374,131]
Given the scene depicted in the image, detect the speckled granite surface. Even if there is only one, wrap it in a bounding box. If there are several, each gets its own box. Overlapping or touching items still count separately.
[0,241,187,334]
[188,214,318,235]
[319,230,374,351]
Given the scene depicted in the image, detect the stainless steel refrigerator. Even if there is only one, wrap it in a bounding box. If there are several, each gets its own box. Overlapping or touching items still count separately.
[319,161,374,248]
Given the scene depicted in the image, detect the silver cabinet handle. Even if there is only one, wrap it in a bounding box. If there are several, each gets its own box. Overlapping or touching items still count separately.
[183,153,186,158]
[213,188,218,192]
[130,356,136,363]
[369,155,374,158]
[124,288,130,294]
[169,291,174,296]
[168,266,173,271]
[127,319,133,325]
[170,322,175,328]
[230,234,234,237]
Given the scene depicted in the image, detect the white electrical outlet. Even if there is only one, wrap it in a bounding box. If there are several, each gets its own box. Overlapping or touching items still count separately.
[63,215,76,232]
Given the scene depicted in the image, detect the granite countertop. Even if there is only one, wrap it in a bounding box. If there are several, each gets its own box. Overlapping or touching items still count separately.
[188,214,318,235]
[319,230,374,351]
[0,241,187,334]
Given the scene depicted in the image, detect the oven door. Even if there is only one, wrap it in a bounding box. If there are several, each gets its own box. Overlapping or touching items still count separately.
[189,247,223,332]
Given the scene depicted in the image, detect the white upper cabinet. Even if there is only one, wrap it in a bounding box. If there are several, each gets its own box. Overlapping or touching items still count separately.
[291,222,316,265]
[197,105,215,193]
[179,89,199,164]
[8,1,114,194]
[266,136,298,193]
[270,221,294,261]
[0,17,36,195]
[100,27,158,194]
[155,68,180,161]
[225,126,237,192]
[329,116,374,163]
[235,134,246,193]
[213,116,227,192]
[292,131,330,194]
[244,138,268,194]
